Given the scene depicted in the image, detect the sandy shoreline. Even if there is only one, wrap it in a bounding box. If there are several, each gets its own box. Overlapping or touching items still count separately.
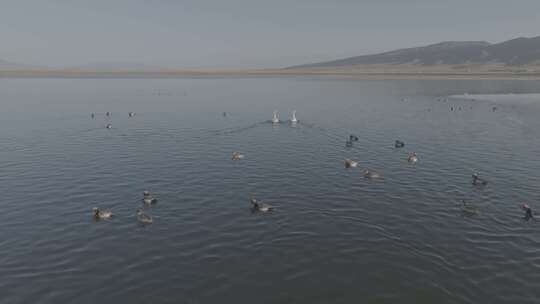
[2,67,540,80]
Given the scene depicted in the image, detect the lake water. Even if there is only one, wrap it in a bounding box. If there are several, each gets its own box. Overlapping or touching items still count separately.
[1,77,540,304]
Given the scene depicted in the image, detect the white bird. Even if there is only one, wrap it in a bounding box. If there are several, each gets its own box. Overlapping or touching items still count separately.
[272,111,280,124]
[344,159,358,168]
[137,209,153,224]
[290,110,298,123]
[232,152,244,160]
[93,207,112,220]
[142,191,158,204]
[408,152,418,163]
[250,197,273,212]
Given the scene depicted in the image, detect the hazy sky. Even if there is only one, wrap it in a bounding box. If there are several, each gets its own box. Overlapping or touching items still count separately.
[1,0,540,68]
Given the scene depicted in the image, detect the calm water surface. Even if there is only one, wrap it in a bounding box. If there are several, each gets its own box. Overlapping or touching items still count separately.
[1,78,540,304]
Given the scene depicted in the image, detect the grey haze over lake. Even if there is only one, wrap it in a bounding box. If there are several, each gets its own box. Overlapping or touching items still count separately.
[2,0,540,68]
[2,77,540,303]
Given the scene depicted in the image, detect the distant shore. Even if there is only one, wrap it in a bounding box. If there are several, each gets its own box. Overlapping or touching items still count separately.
[2,64,540,80]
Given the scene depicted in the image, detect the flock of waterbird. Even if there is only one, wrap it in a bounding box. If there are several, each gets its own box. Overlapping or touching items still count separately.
[89,110,302,222]
[93,190,157,224]
[90,111,159,224]
[90,111,135,129]
[345,136,418,180]
[235,107,534,219]
[90,100,535,224]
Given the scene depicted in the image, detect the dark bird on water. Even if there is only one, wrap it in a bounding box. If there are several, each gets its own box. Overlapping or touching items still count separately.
[472,172,488,186]
[250,197,273,212]
[522,204,535,221]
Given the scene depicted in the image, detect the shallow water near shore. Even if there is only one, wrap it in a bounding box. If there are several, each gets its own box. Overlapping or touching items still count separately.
[1,77,540,304]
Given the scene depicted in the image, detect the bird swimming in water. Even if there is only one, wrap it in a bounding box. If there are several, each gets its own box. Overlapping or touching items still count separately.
[492,106,498,112]
[271,111,280,124]
[223,112,227,117]
[106,124,112,129]
[106,111,111,117]
[91,113,95,119]
[129,112,135,117]
[349,135,359,142]
[408,152,418,163]
[290,110,298,123]
[395,140,405,148]
[250,197,273,212]
[472,173,488,186]
[522,204,535,221]
[344,159,358,168]
[142,191,158,204]
[461,200,479,216]
[232,152,244,160]
[137,209,153,224]
[364,170,382,179]
[93,207,112,220]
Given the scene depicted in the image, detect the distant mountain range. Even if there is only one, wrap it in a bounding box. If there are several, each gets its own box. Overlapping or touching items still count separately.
[288,36,540,69]
[0,60,163,72]
[0,59,43,70]
[62,61,164,72]
[2,35,540,75]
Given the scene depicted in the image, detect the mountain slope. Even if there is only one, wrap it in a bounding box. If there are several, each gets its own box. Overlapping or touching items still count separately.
[288,36,540,68]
